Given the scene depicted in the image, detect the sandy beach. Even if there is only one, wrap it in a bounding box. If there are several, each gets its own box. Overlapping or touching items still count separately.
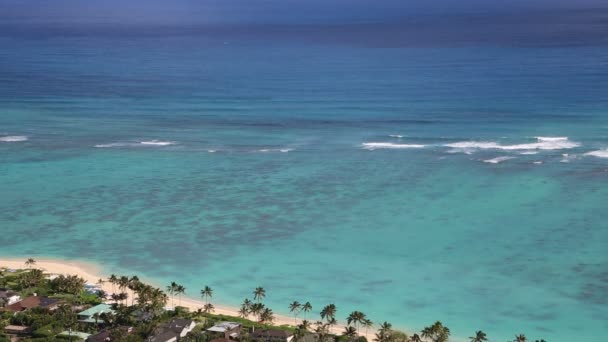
[0,258,376,340]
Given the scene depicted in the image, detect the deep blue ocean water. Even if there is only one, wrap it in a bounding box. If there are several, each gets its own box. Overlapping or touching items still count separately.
[1,26,608,342]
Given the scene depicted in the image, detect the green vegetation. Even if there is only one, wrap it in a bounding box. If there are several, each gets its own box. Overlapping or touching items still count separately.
[1,260,551,342]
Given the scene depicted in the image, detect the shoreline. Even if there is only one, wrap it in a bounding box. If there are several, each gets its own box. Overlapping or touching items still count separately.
[0,257,378,340]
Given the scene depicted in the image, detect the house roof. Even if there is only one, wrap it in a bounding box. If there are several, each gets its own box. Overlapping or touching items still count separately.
[209,338,233,342]
[5,296,61,312]
[252,329,293,339]
[59,331,92,339]
[207,322,241,333]
[4,325,30,332]
[167,319,194,333]
[0,289,20,298]
[148,319,195,342]
[78,304,114,319]
[86,330,111,342]
[149,330,178,342]
[86,327,132,342]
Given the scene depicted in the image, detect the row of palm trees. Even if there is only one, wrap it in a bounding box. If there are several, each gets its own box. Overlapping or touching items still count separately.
[237,287,275,325]
[15,261,547,342]
[105,272,546,342]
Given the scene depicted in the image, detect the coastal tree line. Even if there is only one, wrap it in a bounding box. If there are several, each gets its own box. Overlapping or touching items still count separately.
[1,259,550,342]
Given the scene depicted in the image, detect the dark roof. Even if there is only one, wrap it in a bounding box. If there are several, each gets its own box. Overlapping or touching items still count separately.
[87,330,111,342]
[168,318,194,333]
[5,296,61,312]
[0,290,19,298]
[87,327,133,342]
[147,319,194,342]
[251,330,293,339]
[149,331,178,342]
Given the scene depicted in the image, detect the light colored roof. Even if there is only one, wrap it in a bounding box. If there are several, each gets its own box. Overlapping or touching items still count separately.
[59,331,91,339]
[77,304,114,322]
[207,322,241,333]
[4,325,29,331]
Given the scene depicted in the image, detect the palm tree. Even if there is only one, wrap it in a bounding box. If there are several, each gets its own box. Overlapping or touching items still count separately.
[362,318,374,337]
[260,308,275,325]
[347,311,366,335]
[514,334,527,342]
[108,274,117,294]
[302,302,312,319]
[469,330,488,342]
[250,302,265,321]
[92,312,101,325]
[238,305,249,319]
[203,303,215,314]
[253,286,266,302]
[289,301,302,324]
[320,304,337,323]
[201,285,213,304]
[421,321,450,342]
[176,284,186,307]
[25,258,36,269]
[410,334,422,342]
[166,282,177,308]
[298,320,312,332]
[343,326,357,338]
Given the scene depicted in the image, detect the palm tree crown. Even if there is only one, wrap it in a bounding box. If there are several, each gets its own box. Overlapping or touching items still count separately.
[253,286,266,302]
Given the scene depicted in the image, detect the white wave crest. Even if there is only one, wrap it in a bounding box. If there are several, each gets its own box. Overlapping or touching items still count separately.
[139,140,176,146]
[0,135,28,142]
[388,135,404,138]
[519,151,539,155]
[584,149,608,158]
[362,142,425,150]
[258,148,293,153]
[95,143,125,148]
[483,156,515,164]
[445,137,579,151]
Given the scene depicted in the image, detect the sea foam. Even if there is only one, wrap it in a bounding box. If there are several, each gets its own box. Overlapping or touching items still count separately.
[139,140,176,146]
[584,149,608,158]
[445,136,579,151]
[362,142,425,150]
[0,135,28,142]
[483,156,515,164]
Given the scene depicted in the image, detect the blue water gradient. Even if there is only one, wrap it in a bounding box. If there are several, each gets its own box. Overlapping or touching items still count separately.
[1,34,608,342]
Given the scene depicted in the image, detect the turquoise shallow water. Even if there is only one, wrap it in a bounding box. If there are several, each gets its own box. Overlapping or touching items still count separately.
[1,35,608,341]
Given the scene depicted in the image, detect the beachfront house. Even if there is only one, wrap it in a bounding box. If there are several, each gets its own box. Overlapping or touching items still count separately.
[4,325,31,338]
[147,318,196,342]
[251,329,294,342]
[78,304,115,324]
[206,322,242,340]
[87,327,133,342]
[59,331,92,340]
[0,288,21,307]
[5,295,62,312]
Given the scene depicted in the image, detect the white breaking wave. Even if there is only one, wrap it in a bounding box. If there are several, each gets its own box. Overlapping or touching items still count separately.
[533,161,543,164]
[388,135,404,138]
[0,135,28,142]
[520,151,539,155]
[95,140,177,148]
[483,156,515,164]
[258,148,293,153]
[445,136,579,151]
[584,149,608,158]
[139,140,176,146]
[95,143,126,148]
[362,142,425,150]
